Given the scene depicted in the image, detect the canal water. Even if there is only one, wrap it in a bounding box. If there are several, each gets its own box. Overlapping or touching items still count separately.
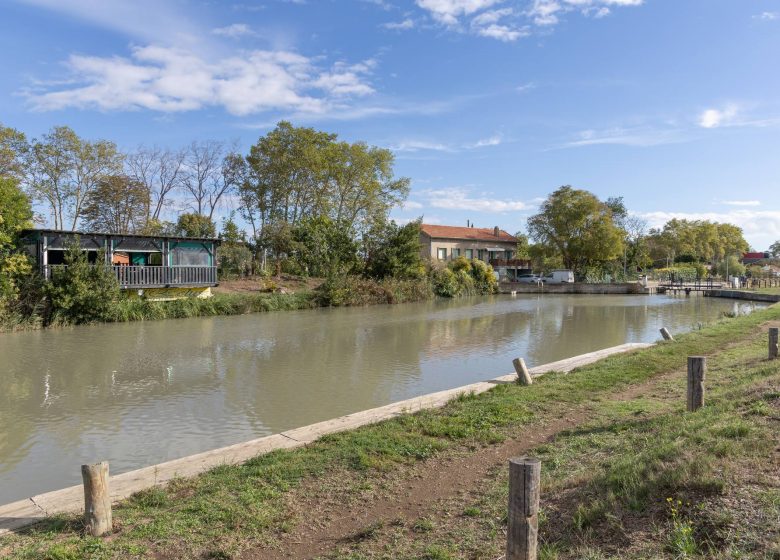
[0,294,762,503]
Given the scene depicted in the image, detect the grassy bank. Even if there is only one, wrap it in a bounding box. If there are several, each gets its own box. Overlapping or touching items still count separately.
[2,305,779,559]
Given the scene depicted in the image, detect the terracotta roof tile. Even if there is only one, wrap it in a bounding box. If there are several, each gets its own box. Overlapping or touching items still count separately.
[420,224,517,242]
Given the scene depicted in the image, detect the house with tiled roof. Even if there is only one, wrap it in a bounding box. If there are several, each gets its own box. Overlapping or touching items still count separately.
[419,223,531,280]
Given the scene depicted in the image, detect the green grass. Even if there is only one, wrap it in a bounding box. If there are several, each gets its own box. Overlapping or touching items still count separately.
[2,306,779,559]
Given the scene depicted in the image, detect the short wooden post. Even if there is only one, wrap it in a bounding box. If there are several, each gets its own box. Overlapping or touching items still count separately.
[513,358,533,386]
[687,357,706,412]
[660,327,674,341]
[507,457,541,560]
[770,328,779,360]
[82,462,112,536]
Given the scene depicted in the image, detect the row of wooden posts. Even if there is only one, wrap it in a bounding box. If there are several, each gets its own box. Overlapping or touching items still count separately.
[505,326,779,559]
[76,328,780,544]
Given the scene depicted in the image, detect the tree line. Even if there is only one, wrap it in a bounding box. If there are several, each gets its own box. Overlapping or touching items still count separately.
[521,185,754,280]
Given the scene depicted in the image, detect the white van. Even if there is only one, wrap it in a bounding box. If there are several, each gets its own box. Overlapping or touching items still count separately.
[543,269,575,284]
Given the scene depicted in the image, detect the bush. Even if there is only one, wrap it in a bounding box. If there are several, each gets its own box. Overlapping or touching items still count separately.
[45,245,120,324]
[218,243,253,278]
[432,268,460,298]
[316,275,432,306]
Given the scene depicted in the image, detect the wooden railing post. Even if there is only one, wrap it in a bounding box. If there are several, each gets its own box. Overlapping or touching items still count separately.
[513,358,533,386]
[770,328,779,360]
[82,461,112,536]
[660,327,674,341]
[687,357,706,412]
[507,457,541,560]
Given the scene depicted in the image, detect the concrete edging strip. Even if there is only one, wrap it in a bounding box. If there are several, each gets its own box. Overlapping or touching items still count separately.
[0,342,651,535]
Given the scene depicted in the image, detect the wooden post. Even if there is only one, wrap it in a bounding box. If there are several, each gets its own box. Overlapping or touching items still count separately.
[513,358,533,386]
[770,328,779,360]
[660,327,674,341]
[507,457,541,560]
[82,462,112,536]
[687,357,706,412]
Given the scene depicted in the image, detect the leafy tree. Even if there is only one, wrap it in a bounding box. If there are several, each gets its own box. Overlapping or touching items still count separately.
[27,126,123,230]
[514,233,531,260]
[175,213,216,238]
[647,219,748,264]
[716,255,746,279]
[527,186,625,275]
[770,240,780,258]
[0,124,29,180]
[218,215,252,277]
[364,218,425,279]
[0,177,34,302]
[45,244,119,324]
[82,175,149,234]
[291,216,360,278]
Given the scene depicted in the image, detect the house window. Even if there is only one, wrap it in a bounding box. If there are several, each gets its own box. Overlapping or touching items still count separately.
[437,247,447,260]
[465,249,473,259]
[478,249,486,261]
[453,248,461,257]
[505,250,513,260]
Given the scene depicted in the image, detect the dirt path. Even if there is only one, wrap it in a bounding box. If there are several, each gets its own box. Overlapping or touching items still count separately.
[243,367,683,560]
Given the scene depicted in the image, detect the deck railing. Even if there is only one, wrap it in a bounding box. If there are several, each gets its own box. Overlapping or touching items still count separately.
[44,265,218,288]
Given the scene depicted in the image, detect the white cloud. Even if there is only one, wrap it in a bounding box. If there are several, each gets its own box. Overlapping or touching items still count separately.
[516,82,536,93]
[562,126,688,148]
[425,187,533,212]
[469,134,503,148]
[721,200,761,207]
[699,105,739,128]
[755,12,779,20]
[639,210,780,251]
[211,23,255,38]
[26,46,377,116]
[382,18,416,29]
[402,200,424,210]
[392,133,503,152]
[415,0,502,25]
[527,0,642,27]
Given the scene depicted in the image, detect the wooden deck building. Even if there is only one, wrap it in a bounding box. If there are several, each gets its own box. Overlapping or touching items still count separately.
[21,229,220,293]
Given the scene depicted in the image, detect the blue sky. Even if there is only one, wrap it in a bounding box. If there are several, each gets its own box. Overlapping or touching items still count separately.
[1,0,779,249]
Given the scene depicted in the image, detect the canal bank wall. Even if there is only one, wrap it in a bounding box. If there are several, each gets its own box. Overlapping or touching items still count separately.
[704,290,780,303]
[0,342,651,535]
[499,282,647,295]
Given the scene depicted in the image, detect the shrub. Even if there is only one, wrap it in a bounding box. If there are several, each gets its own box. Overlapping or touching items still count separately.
[45,244,120,324]
[432,268,460,297]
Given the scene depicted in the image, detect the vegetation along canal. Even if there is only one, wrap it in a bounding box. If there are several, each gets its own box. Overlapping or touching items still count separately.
[0,293,764,503]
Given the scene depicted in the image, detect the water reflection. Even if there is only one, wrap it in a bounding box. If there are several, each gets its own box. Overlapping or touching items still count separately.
[0,294,760,502]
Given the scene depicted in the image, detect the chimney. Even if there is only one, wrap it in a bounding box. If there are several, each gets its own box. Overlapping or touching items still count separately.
[466,219,470,227]
[494,226,500,237]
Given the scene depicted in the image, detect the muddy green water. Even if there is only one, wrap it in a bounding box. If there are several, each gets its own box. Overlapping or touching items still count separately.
[0,294,762,503]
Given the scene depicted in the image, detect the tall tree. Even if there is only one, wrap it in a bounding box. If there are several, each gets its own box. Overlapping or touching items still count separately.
[527,186,625,274]
[0,177,34,302]
[81,175,150,234]
[0,124,29,180]
[125,146,186,222]
[69,137,124,230]
[181,140,236,219]
[27,126,78,229]
[770,240,780,258]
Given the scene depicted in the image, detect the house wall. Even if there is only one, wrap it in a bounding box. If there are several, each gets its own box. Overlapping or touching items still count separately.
[420,236,516,262]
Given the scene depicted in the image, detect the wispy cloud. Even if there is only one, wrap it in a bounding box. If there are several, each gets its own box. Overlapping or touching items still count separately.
[754,11,779,21]
[721,200,761,207]
[411,0,642,41]
[25,46,377,116]
[425,187,534,212]
[699,104,739,128]
[392,133,503,152]
[382,18,416,30]
[211,23,256,38]
[561,126,688,148]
